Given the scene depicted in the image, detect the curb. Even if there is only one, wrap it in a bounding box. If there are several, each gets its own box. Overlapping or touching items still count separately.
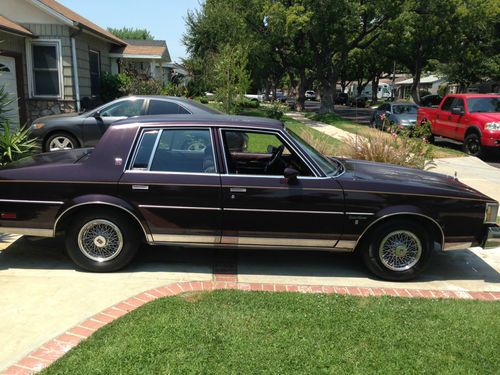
[2,280,499,375]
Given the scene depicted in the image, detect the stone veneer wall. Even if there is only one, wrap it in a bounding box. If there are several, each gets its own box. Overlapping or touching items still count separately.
[26,99,76,123]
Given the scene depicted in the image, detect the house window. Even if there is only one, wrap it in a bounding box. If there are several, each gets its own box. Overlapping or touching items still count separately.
[89,50,101,96]
[30,41,62,97]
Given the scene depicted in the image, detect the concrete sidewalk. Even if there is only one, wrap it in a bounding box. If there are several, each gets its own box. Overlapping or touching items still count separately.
[287,112,500,203]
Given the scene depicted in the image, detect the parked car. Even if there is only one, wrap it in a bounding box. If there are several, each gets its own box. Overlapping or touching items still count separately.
[29,96,220,152]
[420,94,443,108]
[274,91,288,103]
[370,102,419,130]
[244,94,266,103]
[417,94,500,156]
[349,96,367,108]
[335,93,349,105]
[1,115,498,280]
[305,90,316,100]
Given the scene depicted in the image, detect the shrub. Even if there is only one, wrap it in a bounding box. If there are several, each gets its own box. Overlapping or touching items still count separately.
[0,121,37,165]
[100,73,131,103]
[339,132,434,170]
[298,130,336,156]
[402,119,433,142]
[237,99,260,110]
[266,102,285,120]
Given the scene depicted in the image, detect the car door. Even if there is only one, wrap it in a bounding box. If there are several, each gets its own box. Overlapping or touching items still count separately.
[218,128,345,248]
[118,126,222,244]
[82,98,146,146]
[451,98,468,140]
[434,96,455,138]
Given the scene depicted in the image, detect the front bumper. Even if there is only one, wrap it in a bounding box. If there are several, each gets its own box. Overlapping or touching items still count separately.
[483,225,500,249]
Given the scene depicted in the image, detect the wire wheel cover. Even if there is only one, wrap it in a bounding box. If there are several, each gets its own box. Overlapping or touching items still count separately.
[78,219,124,262]
[378,230,422,271]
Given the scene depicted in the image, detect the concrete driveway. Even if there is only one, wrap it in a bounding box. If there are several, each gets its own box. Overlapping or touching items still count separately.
[1,234,499,371]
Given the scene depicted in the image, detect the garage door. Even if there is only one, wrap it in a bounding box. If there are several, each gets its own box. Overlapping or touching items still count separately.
[0,56,20,127]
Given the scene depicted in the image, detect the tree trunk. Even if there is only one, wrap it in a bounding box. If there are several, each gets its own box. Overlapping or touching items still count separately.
[371,76,379,104]
[319,66,336,113]
[411,45,423,105]
[295,68,306,112]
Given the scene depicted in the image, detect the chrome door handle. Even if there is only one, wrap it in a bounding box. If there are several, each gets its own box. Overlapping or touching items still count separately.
[132,185,149,191]
[230,188,247,193]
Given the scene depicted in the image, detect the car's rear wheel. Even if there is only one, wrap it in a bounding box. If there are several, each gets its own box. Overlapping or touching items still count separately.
[362,220,433,281]
[65,209,140,272]
[45,132,78,152]
[463,133,482,157]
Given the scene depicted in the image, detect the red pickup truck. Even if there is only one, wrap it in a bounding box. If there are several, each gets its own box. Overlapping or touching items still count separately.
[417,94,500,156]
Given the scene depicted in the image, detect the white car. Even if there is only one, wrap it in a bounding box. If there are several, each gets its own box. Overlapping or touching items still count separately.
[305,90,316,100]
[245,94,266,103]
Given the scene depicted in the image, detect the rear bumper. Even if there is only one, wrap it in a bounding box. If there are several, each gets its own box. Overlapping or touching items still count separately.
[483,225,500,249]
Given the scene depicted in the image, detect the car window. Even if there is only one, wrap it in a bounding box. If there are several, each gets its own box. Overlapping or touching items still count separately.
[393,105,418,114]
[467,97,500,113]
[221,130,313,177]
[100,99,145,117]
[149,100,191,115]
[452,98,465,111]
[440,97,455,112]
[381,104,390,111]
[144,129,215,173]
[131,130,160,169]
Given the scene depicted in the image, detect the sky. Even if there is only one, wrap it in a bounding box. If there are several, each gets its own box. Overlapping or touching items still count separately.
[59,0,202,62]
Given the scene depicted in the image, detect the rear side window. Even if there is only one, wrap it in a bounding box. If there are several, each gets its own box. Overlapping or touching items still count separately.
[148,100,190,115]
[131,130,160,169]
[440,97,455,112]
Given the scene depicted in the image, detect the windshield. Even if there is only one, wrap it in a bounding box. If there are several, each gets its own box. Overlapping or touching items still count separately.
[467,97,500,113]
[393,105,418,114]
[286,128,341,176]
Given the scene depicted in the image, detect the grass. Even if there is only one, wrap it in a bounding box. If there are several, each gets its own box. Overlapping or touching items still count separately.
[307,112,465,159]
[42,290,500,375]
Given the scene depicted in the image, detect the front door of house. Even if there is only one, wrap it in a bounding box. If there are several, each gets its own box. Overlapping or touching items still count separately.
[0,56,20,127]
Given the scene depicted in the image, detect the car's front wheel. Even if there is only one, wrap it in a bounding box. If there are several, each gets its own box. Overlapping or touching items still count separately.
[362,220,433,281]
[463,133,482,157]
[45,132,78,152]
[65,209,141,272]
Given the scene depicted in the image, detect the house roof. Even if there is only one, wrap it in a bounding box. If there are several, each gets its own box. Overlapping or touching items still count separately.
[35,0,126,45]
[110,39,171,61]
[0,15,34,37]
[396,75,445,85]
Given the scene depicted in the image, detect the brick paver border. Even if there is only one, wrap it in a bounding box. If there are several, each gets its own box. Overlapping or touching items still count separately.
[3,280,498,374]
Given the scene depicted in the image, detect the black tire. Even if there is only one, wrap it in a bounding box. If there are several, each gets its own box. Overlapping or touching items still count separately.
[362,220,433,281]
[65,209,141,272]
[45,132,79,152]
[463,133,482,157]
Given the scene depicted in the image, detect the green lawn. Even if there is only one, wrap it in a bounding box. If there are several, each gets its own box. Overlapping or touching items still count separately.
[42,291,499,375]
[308,113,465,159]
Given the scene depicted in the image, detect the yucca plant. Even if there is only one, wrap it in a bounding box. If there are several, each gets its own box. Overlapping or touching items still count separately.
[0,84,36,165]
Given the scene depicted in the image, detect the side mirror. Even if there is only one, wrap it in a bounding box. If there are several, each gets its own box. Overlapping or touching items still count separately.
[451,107,465,116]
[284,167,299,185]
[94,110,102,119]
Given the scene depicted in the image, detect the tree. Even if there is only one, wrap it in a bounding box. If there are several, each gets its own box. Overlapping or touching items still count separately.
[213,44,251,113]
[108,27,154,40]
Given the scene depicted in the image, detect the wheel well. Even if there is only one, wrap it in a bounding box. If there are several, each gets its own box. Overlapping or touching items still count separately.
[465,126,481,138]
[43,130,80,151]
[355,214,444,252]
[55,204,148,242]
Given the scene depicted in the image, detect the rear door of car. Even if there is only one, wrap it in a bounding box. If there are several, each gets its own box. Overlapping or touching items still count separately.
[118,126,222,244]
[217,127,345,248]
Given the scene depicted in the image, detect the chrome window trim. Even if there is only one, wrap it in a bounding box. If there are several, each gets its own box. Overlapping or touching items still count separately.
[354,212,445,250]
[128,128,160,171]
[217,127,322,178]
[0,199,64,205]
[124,170,220,177]
[346,212,375,216]
[224,208,343,215]
[54,202,153,243]
[220,174,331,180]
[128,126,218,174]
[139,205,222,211]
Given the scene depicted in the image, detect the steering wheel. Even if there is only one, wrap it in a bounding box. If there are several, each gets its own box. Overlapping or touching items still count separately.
[264,144,285,174]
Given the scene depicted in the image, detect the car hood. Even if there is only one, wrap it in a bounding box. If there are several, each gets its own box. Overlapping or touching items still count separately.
[469,112,500,122]
[341,159,493,201]
[0,148,93,170]
[35,112,85,123]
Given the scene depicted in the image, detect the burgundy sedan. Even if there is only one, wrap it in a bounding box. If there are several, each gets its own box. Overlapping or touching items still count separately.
[0,115,498,280]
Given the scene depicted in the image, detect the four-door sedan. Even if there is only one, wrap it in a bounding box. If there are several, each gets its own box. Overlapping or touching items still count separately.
[29,96,220,152]
[1,115,499,280]
[370,102,419,130]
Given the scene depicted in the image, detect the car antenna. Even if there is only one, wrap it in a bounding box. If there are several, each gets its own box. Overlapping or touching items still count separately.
[454,171,458,180]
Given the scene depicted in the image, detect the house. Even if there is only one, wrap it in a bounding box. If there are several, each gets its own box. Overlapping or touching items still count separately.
[0,0,171,126]
[394,75,447,99]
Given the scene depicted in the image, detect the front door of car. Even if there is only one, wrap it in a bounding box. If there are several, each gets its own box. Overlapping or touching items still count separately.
[118,127,222,244]
[218,129,345,248]
[82,98,146,147]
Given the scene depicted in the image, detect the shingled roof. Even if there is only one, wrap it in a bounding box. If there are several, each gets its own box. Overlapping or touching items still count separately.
[0,15,34,37]
[110,39,171,60]
[35,0,126,45]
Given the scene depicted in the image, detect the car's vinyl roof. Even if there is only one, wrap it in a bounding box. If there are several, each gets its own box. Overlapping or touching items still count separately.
[112,114,284,130]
